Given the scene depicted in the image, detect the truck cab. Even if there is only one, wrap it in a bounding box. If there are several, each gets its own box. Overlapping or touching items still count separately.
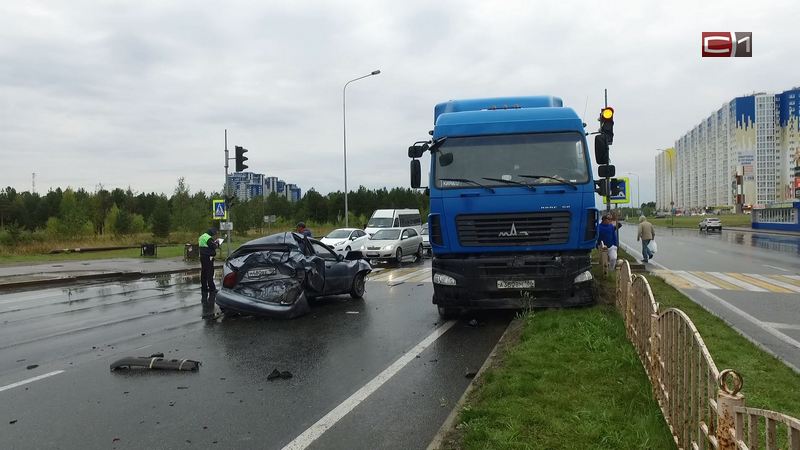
[410,96,599,317]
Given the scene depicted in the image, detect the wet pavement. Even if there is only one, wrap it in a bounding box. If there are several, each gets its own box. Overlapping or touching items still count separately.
[0,260,512,449]
[618,226,800,371]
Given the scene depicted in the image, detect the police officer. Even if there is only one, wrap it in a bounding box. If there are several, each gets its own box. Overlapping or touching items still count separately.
[198,228,219,292]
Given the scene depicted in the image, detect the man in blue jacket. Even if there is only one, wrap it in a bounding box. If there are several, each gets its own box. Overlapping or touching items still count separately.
[597,214,618,270]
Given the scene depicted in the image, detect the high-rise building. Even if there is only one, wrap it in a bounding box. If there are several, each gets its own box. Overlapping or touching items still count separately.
[663,87,800,210]
[226,172,302,202]
[655,148,676,210]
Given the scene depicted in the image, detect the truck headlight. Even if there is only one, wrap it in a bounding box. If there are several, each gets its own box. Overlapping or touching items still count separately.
[573,271,593,283]
[433,273,457,286]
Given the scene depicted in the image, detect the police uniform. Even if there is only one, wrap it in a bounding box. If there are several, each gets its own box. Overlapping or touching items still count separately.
[198,228,219,292]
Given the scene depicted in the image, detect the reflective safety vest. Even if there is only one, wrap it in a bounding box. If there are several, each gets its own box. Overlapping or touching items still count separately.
[199,233,212,247]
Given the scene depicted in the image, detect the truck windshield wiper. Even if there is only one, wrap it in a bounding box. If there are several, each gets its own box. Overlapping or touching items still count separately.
[439,178,495,193]
[481,177,536,191]
[518,174,577,190]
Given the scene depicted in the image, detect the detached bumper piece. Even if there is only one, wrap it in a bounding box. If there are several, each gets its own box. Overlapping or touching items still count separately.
[110,356,201,372]
[432,252,594,309]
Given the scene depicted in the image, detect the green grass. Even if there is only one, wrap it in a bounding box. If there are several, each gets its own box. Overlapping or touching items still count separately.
[646,214,752,229]
[615,247,800,418]
[447,259,674,449]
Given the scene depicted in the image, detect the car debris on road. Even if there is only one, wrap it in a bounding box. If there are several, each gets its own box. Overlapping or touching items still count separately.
[110,354,201,372]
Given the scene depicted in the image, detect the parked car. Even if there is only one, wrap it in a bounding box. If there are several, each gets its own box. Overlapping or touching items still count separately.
[215,232,371,318]
[360,227,424,264]
[421,224,431,256]
[699,218,722,232]
[320,228,370,255]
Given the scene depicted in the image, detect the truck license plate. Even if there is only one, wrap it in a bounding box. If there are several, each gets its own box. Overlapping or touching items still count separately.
[497,280,535,289]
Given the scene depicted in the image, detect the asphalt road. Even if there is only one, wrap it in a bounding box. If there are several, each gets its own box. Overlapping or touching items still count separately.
[0,260,512,449]
[618,225,800,370]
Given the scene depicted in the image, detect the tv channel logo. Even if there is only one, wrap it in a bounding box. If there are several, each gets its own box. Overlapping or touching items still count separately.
[702,32,752,57]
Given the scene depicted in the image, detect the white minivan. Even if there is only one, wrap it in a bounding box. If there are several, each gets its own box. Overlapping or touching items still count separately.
[365,209,422,236]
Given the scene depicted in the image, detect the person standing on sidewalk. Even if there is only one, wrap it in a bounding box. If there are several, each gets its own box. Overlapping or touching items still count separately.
[636,216,655,263]
[198,228,220,292]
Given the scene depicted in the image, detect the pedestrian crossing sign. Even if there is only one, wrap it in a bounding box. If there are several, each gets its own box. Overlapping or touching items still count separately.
[212,200,227,220]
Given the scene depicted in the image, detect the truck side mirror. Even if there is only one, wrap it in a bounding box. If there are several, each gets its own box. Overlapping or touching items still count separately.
[594,135,609,165]
[411,159,421,188]
[408,143,428,158]
[597,164,615,178]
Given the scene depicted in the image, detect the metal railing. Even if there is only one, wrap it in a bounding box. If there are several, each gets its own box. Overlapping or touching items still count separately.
[615,259,800,450]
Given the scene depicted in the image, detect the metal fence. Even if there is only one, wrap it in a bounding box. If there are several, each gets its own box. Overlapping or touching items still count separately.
[615,259,800,450]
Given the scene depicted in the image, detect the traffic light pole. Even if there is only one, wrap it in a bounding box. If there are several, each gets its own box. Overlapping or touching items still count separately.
[223,130,230,258]
[604,89,611,214]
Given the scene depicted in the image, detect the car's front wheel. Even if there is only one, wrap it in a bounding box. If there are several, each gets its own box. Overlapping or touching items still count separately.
[395,248,403,264]
[350,272,366,299]
[415,244,423,261]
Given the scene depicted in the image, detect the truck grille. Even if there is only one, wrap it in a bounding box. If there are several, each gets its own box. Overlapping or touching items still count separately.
[456,212,570,246]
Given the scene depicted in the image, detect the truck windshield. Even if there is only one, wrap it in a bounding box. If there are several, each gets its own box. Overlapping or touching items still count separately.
[434,132,589,189]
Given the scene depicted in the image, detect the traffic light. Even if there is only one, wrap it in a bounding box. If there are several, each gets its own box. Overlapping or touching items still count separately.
[599,107,614,145]
[235,146,249,172]
[610,178,623,196]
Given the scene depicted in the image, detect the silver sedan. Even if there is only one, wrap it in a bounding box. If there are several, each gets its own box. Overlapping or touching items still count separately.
[359,227,424,264]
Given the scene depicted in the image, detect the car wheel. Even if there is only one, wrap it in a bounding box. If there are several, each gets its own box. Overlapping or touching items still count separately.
[395,248,403,264]
[415,244,423,261]
[350,272,366,299]
[437,305,459,319]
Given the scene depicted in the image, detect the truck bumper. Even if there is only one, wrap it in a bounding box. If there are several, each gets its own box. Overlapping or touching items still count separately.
[431,252,594,309]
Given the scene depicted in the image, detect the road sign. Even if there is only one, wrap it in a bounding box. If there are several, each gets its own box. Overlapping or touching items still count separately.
[212,200,227,220]
[263,215,277,224]
[220,221,233,231]
[604,177,630,204]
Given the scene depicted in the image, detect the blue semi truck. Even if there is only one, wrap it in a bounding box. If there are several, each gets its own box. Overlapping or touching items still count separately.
[409,96,607,318]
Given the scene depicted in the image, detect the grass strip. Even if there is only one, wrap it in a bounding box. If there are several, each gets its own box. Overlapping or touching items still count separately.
[442,260,674,449]
[615,247,800,419]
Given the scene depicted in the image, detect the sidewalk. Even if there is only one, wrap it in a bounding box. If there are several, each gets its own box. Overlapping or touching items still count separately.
[0,257,222,290]
[723,226,800,237]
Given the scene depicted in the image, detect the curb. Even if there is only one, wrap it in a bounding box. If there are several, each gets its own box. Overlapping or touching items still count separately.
[426,317,521,450]
[0,265,223,291]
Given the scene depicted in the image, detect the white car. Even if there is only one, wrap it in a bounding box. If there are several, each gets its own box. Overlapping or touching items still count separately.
[319,228,370,255]
[421,224,431,256]
[699,218,722,232]
[360,227,424,264]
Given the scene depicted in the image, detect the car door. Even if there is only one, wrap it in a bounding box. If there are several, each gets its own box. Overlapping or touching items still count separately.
[350,230,366,252]
[405,228,420,253]
[311,240,350,294]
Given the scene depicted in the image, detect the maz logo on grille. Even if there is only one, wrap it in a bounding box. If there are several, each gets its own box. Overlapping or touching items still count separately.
[498,223,529,237]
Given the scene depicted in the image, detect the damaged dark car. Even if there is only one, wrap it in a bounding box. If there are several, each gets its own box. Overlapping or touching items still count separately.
[215,232,372,318]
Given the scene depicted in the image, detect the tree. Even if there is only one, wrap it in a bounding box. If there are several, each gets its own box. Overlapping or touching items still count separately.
[151,198,171,238]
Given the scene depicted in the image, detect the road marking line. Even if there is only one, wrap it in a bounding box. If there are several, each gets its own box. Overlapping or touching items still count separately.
[369,267,417,282]
[726,273,792,294]
[673,271,719,290]
[652,270,694,289]
[763,322,800,331]
[708,272,768,292]
[406,270,434,283]
[773,275,800,288]
[690,272,742,291]
[0,370,65,393]
[745,274,800,293]
[785,275,800,281]
[281,320,457,450]
[386,268,432,287]
[763,265,789,272]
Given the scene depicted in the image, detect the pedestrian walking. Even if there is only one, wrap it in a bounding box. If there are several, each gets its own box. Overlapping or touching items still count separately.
[597,214,618,270]
[296,221,313,237]
[198,228,220,292]
[636,215,655,263]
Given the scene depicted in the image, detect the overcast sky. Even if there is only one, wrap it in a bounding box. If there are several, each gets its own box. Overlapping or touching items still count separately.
[2,0,798,204]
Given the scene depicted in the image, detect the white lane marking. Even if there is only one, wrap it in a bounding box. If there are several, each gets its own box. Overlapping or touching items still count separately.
[386,268,432,287]
[282,320,457,450]
[0,370,65,393]
[785,275,800,281]
[708,272,768,292]
[620,242,800,359]
[764,265,789,272]
[673,271,719,290]
[746,273,800,293]
[763,322,800,331]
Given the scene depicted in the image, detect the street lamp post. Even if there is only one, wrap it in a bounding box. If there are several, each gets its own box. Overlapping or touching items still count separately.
[626,172,640,214]
[343,69,381,227]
